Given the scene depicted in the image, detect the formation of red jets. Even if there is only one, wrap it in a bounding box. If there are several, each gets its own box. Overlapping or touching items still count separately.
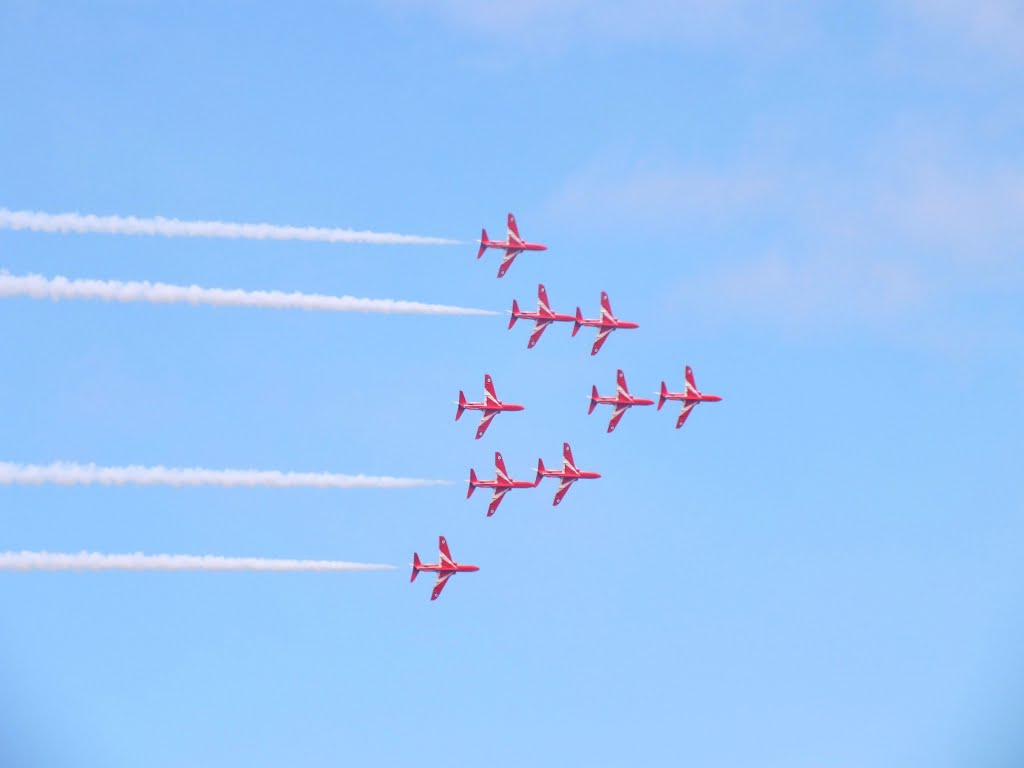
[412,213,722,600]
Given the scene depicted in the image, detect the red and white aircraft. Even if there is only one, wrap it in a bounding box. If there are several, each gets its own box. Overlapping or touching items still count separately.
[573,292,639,355]
[410,536,479,601]
[508,283,575,349]
[467,451,539,517]
[456,374,524,439]
[536,442,602,506]
[658,365,723,429]
[476,213,547,278]
[589,369,655,433]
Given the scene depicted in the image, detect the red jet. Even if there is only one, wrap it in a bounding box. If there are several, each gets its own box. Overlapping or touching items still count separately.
[589,369,655,433]
[536,442,602,506]
[468,451,539,517]
[508,283,575,349]
[573,292,639,355]
[456,374,524,439]
[410,536,479,601]
[658,365,723,429]
[476,213,547,278]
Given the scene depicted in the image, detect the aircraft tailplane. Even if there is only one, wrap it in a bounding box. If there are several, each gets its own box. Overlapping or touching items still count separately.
[658,382,668,411]
[573,308,584,337]
[467,468,478,498]
[509,299,520,329]
[410,553,421,582]
[477,229,489,259]
[588,385,599,415]
[456,391,467,421]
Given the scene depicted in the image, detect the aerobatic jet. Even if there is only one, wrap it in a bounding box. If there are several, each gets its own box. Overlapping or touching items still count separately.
[573,292,639,355]
[658,365,722,429]
[508,283,575,349]
[456,374,524,439]
[410,535,479,601]
[467,451,539,517]
[589,369,655,433]
[536,442,602,506]
[477,213,547,278]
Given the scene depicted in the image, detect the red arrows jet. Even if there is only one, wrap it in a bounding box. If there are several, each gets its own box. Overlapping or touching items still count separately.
[536,442,602,506]
[658,365,723,429]
[476,213,547,278]
[410,536,479,601]
[573,292,639,355]
[508,283,575,349]
[456,374,524,439]
[467,451,539,517]
[589,369,655,433]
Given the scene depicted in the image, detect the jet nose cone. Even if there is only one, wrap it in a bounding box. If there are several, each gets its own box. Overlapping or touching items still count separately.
[467,565,481,572]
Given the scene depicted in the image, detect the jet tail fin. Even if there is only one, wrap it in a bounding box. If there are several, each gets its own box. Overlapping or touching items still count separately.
[588,385,599,415]
[456,391,467,421]
[477,229,488,259]
[467,468,478,498]
[573,307,583,337]
[509,299,520,329]
[410,553,421,582]
[658,382,668,411]
[536,457,546,484]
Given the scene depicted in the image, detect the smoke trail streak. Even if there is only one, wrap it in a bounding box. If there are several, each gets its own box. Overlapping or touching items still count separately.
[0,551,396,572]
[0,462,449,489]
[0,208,461,245]
[0,272,498,316]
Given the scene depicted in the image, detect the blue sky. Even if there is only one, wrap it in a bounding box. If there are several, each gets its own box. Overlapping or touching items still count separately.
[0,2,1022,766]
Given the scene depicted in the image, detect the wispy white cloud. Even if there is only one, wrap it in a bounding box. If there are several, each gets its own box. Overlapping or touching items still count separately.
[386,0,810,51]
[549,159,772,227]
[900,0,1024,62]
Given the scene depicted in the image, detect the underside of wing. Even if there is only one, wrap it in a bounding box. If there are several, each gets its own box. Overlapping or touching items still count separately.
[483,374,499,405]
[431,571,454,600]
[438,536,454,566]
[676,402,696,429]
[527,319,550,349]
[552,478,575,506]
[608,405,628,433]
[497,248,523,278]
[591,326,614,356]
[600,291,614,321]
[507,213,522,243]
[476,410,498,439]
[487,488,509,517]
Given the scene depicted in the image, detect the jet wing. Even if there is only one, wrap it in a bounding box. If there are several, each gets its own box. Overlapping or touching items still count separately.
[494,452,510,482]
[607,405,628,433]
[438,536,455,567]
[562,442,577,473]
[431,571,454,601]
[476,410,498,440]
[527,319,550,349]
[507,212,523,244]
[487,488,509,517]
[685,365,699,397]
[497,247,524,278]
[600,291,615,321]
[676,402,696,429]
[537,284,552,314]
[552,477,575,506]
[616,369,630,398]
[483,374,500,406]
[591,326,615,356]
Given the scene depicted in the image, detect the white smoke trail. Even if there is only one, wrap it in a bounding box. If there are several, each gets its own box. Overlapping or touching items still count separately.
[0,551,396,572]
[0,462,449,489]
[0,208,461,245]
[0,272,498,316]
